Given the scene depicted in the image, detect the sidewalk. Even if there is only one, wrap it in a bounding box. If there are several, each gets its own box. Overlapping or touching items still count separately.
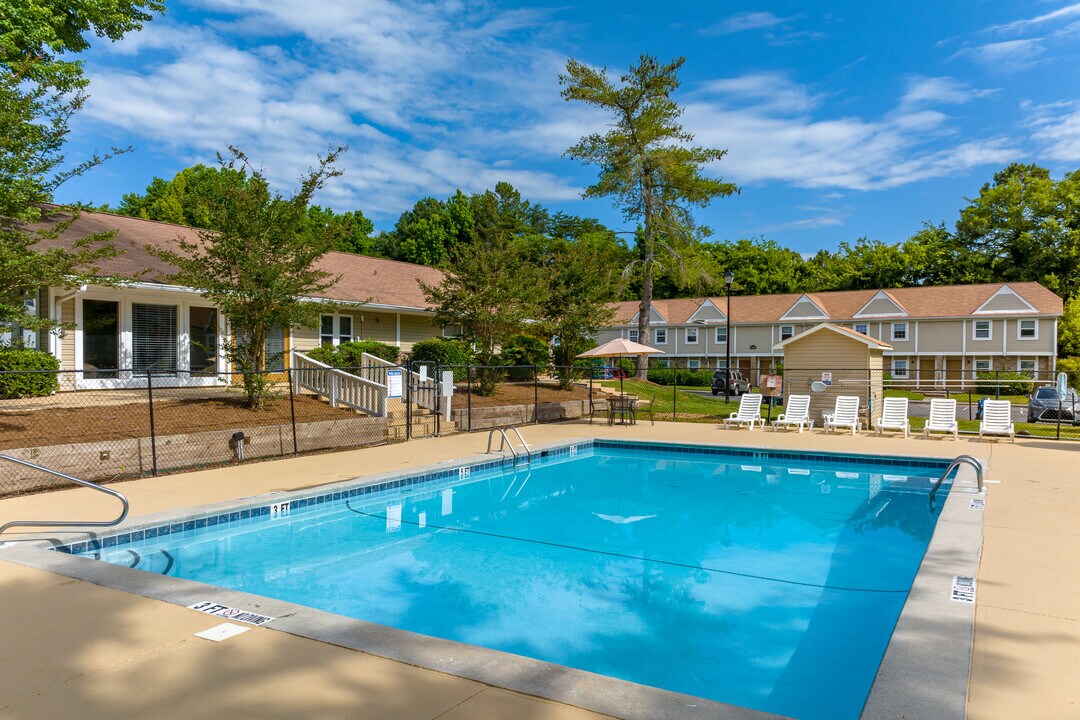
[1,422,1077,719]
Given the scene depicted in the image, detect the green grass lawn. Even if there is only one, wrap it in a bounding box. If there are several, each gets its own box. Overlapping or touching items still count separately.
[884,388,1030,404]
[600,379,784,422]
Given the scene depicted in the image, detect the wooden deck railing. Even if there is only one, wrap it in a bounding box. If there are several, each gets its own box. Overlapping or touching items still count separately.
[290,351,388,417]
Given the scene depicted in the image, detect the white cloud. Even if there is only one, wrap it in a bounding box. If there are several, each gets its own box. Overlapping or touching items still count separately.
[694,73,822,114]
[81,4,581,218]
[1026,102,1080,162]
[989,2,1080,33]
[700,11,794,36]
[899,76,996,108]
[952,38,1046,71]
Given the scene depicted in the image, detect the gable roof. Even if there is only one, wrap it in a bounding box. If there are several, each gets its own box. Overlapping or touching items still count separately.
[608,282,1062,324]
[773,323,894,350]
[29,207,444,311]
[779,293,830,320]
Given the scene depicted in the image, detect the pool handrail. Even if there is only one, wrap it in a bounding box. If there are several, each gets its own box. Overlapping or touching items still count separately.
[0,454,130,535]
[928,454,984,510]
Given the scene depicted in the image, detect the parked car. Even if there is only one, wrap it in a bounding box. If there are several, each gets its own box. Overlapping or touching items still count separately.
[711,369,751,396]
[1027,386,1080,424]
[596,366,627,380]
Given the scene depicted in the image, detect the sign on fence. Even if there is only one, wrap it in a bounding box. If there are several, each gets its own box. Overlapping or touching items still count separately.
[387,368,403,399]
[821,371,833,386]
[761,374,783,397]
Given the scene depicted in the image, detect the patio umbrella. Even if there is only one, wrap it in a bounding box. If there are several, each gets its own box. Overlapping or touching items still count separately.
[577,338,664,395]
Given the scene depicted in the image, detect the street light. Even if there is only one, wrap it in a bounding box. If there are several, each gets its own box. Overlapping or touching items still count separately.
[724,269,734,402]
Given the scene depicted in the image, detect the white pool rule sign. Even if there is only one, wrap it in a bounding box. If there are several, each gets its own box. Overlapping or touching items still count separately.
[188,601,275,625]
[387,368,403,399]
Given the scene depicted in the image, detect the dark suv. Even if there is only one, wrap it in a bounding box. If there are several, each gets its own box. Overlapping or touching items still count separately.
[711,369,751,396]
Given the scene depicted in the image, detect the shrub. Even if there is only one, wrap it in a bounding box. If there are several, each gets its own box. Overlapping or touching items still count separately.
[410,338,472,381]
[975,371,1033,397]
[646,368,711,387]
[336,340,400,366]
[498,334,548,381]
[305,345,338,366]
[0,347,60,398]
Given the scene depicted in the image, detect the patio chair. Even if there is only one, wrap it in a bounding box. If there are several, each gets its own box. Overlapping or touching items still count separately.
[823,396,861,435]
[876,397,910,437]
[638,396,655,426]
[724,393,763,431]
[772,394,812,432]
[980,399,1015,442]
[923,398,958,440]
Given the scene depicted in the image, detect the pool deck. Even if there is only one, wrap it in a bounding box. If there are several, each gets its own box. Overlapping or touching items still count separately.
[1,420,1077,719]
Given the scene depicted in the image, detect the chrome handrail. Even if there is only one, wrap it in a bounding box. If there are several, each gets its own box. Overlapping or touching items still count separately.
[928,454,984,510]
[0,454,130,535]
[485,426,532,464]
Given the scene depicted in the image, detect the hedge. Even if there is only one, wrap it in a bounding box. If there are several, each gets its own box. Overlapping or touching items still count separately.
[0,347,60,398]
[975,370,1034,397]
[497,335,549,381]
[306,340,400,369]
[410,338,472,381]
[646,368,712,387]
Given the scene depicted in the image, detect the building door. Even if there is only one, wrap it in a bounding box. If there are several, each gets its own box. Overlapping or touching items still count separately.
[918,357,935,391]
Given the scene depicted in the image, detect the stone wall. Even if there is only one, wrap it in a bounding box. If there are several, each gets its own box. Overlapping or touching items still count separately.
[451,398,604,431]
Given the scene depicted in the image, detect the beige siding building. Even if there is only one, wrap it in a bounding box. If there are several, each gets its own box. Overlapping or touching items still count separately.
[603,283,1064,389]
[27,208,447,390]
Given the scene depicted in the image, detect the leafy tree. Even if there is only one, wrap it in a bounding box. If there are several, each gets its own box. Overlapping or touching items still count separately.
[1059,295,1080,358]
[1,0,162,335]
[697,238,809,296]
[421,238,541,395]
[148,146,345,408]
[379,191,474,266]
[955,164,1080,299]
[541,239,618,388]
[561,54,738,378]
[109,164,256,228]
[303,205,375,255]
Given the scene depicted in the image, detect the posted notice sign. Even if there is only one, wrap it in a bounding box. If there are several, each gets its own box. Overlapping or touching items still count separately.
[387,368,403,399]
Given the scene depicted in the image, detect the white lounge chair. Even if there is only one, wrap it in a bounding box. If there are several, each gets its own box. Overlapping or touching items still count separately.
[876,397,910,437]
[923,398,958,440]
[823,396,861,435]
[772,395,812,432]
[725,393,763,430]
[980,399,1015,442]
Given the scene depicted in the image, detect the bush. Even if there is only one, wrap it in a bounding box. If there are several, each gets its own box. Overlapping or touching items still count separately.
[410,338,472,381]
[975,371,1033,397]
[305,345,338,366]
[336,340,400,366]
[0,347,60,398]
[498,335,548,381]
[646,368,711,387]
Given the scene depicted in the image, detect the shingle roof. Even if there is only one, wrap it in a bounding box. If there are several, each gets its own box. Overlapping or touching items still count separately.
[610,282,1063,324]
[30,207,443,310]
[773,323,893,350]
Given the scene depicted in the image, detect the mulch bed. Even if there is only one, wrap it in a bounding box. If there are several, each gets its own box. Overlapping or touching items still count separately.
[0,394,352,449]
[454,382,596,409]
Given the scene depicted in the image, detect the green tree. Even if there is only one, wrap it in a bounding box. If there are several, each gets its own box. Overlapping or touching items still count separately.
[421,238,541,395]
[1,0,162,335]
[542,239,618,388]
[561,54,738,378]
[148,146,345,408]
[109,164,256,228]
[955,164,1080,299]
[379,191,474,266]
[1059,295,1080,358]
[303,205,376,255]
[697,238,809,296]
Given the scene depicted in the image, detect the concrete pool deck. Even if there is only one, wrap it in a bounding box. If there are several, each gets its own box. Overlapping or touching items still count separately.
[1,421,1077,719]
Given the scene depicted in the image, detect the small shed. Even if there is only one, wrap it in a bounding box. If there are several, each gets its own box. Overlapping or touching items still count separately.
[774,323,892,427]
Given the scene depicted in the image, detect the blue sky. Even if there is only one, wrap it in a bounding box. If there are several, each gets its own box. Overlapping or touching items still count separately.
[55,1,1080,254]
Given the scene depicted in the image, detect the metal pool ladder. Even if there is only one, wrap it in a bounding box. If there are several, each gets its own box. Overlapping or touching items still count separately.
[928,454,984,509]
[0,454,130,535]
[485,427,532,465]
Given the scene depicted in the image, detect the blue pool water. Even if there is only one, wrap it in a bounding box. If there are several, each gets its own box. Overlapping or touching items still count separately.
[72,442,949,720]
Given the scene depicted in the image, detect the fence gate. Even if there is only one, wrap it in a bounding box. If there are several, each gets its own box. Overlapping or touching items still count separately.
[406,360,441,440]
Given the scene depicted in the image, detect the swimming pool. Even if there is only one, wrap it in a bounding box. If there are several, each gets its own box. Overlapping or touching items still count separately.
[61,441,950,719]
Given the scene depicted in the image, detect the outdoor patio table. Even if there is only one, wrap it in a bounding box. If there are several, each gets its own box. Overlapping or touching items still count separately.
[609,395,637,426]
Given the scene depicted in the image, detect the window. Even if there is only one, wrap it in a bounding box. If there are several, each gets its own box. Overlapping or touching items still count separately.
[854,323,869,336]
[654,358,669,368]
[685,327,698,343]
[1018,319,1037,340]
[973,320,991,340]
[551,335,561,347]
[189,307,218,375]
[715,359,728,369]
[779,325,794,341]
[265,325,286,371]
[132,303,179,375]
[628,329,639,342]
[715,326,728,343]
[442,324,462,338]
[687,359,701,370]
[82,300,119,379]
[891,322,908,341]
[320,315,353,346]
[654,328,667,344]
[891,359,909,378]
[973,359,991,379]
[1018,359,1036,377]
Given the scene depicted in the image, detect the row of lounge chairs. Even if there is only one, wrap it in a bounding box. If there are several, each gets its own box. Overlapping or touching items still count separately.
[723,393,1015,441]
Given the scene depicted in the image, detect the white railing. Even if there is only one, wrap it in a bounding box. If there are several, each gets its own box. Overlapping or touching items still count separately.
[290,351,388,417]
[360,352,443,413]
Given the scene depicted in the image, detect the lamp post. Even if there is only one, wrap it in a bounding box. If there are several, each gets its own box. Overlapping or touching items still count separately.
[724,269,734,402]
